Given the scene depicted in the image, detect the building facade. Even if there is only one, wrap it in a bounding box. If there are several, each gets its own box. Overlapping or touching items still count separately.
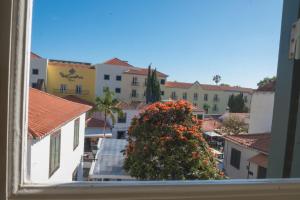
[27,88,91,183]
[164,81,253,114]
[47,59,96,103]
[223,133,270,179]
[30,53,48,90]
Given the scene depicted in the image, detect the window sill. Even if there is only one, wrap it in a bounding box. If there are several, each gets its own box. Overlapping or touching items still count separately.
[10,179,300,200]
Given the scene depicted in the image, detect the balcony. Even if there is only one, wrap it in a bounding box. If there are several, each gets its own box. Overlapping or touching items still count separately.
[131,81,140,86]
[53,89,89,96]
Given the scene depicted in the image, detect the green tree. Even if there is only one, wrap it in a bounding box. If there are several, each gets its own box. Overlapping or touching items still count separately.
[92,88,123,136]
[227,93,248,113]
[257,76,276,88]
[203,103,210,114]
[220,83,230,86]
[124,100,224,180]
[213,75,221,85]
[146,65,161,104]
[221,115,248,135]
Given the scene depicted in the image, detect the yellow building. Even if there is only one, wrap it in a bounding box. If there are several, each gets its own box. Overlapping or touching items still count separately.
[47,59,96,103]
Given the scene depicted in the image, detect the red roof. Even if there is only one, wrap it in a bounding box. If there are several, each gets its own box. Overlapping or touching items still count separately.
[29,88,92,139]
[165,81,193,88]
[86,117,112,129]
[31,52,42,59]
[202,118,221,132]
[63,95,95,107]
[103,58,133,67]
[165,81,253,93]
[224,133,271,154]
[123,68,168,77]
[248,153,268,168]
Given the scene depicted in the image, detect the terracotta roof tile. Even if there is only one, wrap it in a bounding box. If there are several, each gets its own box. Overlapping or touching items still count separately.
[248,153,268,168]
[103,58,133,67]
[31,52,42,59]
[86,117,112,129]
[202,119,221,132]
[224,133,271,154]
[29,88,92,139]
[165,81,193,88]
[165,81,253,93]
[116,101,146,110]
[123,68,168,77]
[63,95,95,107]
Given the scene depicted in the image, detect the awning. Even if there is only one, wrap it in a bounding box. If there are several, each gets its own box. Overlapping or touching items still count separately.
[248,153,268,168]
[204,131,222,138]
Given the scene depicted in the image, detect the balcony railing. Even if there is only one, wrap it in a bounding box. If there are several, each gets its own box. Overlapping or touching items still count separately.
[53,89,89,95]
[131,82,140,86]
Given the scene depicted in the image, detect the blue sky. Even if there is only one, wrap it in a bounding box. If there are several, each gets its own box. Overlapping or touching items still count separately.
[31,0,283,88]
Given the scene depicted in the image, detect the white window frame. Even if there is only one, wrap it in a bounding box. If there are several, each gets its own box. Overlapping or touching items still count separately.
[1,0,300,200]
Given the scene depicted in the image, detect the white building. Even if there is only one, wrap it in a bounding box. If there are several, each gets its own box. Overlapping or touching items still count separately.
[223,133,270,179]
[111,101,146,139]
[94,58,135,99]
[248,81,275,134]
[29,52,48,90]
[27,88,91,183]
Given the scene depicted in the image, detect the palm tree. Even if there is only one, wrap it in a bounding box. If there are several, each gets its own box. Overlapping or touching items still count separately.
[92,88,123,137]
[213,75,221,85]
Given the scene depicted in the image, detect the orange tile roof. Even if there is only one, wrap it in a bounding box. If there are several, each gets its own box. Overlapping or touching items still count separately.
[116,101,146,110]
[202,118,221,132]
[63,95,95,107]
[224,133,271,154]
[29,88,92,139]
[165,81,253,93]
[103,58,133,67]
[165,81,193,88]
[31,52,42,59]
[248,153,268,168]
[86,117,112,129]
[123,68,168,77]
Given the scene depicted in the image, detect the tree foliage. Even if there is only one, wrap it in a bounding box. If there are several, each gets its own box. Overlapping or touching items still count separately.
[213,75,221,85]
[146,65,161,104]
[221,115,248,135]
[123,100,224,180]
[227,93,248,113]
[257,76,276,88]
[92,88,123,136]
[203,103,210,114]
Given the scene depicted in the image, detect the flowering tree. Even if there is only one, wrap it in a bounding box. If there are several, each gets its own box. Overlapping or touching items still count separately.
[123,100,224,180]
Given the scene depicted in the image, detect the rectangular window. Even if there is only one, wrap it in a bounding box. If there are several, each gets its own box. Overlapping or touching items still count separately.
[117,131,126,139]
[117,113,127,123]
[32,68,39,75]
[183,92,187,100]
[104,74,110,80]
[161,91,164,96]
[131,89,137,97]
[73,118,80,150]
[60,84,67,93]
[230,148,241,169]
[75,85,82,94]
[49,131,61,177]
[244,96,248,103]
[31,82,38,88]
[171,91,177,100]
[257,166,267,179]
[115,88,121,93]
[144,78,148,86]
[214,94,219,102]
[160,79,165,85]
[194,93,198,100]
[204,94,208,101]
[212,104,218,112]
[116,75,122,81]
[132,77,138,86]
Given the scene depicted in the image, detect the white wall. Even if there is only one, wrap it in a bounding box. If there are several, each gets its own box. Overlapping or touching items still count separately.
[248,92,274,134]
[111,109,140,138]
[27,113,86,183]
[29,57,48,87]
[94,64,133,99]
[223,140,260,179]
